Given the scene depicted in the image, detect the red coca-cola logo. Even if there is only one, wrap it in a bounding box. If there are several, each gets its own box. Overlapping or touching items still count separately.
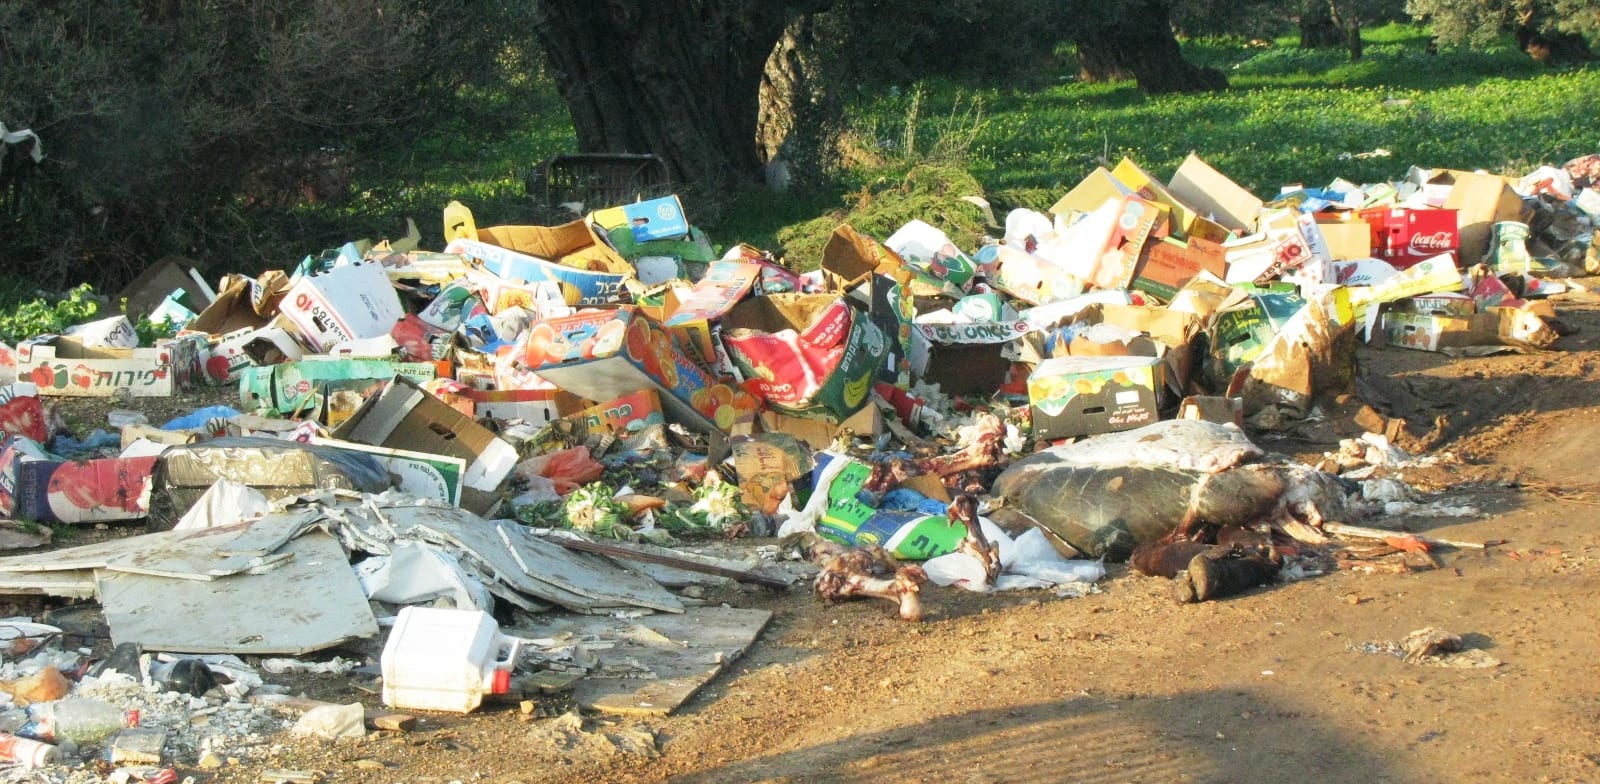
[1409,231,1456,251]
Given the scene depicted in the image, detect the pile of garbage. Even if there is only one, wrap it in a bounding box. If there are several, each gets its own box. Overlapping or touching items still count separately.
[0,153,1591,772]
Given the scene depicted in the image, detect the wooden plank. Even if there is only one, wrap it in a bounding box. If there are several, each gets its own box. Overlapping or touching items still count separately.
[566,606,772,717]
[98,532,378,655]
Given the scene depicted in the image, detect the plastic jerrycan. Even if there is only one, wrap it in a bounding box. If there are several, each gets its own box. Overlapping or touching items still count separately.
[380,606,521,713]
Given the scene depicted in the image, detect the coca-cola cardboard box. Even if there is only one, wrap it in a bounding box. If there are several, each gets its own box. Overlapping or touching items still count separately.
[1359,208,1459,269]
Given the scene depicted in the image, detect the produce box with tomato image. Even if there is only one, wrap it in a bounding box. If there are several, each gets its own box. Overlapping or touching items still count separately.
[519,307,759,435]
[0,436,157,524]
[1027,354,1163,441]
[719,294,889,423]
[10,335,202,397]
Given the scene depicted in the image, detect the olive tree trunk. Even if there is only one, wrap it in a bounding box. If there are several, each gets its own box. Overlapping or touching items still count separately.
[1070,0,1227,94]
[532,1,826,195]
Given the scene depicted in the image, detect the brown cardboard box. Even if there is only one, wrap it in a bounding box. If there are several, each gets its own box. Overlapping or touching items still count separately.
[1313,214,1373,261]
[1167,153,1265,235]
[1133,236,1226,299]
[1437,170,1528,267]
[332,375,519,515]
[758,405,881,451]
[1048,166,1133,218]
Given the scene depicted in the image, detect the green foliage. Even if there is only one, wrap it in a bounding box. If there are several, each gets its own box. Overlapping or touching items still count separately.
[134,315,178,348]
[0,283,101,344]
[775,163,990,270]
[1406,0,1600,47]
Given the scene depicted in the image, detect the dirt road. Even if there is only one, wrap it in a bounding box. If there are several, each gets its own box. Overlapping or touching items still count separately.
[63,287,1600,784]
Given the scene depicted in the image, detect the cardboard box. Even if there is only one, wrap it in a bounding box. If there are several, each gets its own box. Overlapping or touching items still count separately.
[731,433,811,514]
[448,219,631,305]
[759,405,881,451]
[1053,195,1165,291]
[1133,236,1226,300]
[188,271,289,337]
[310,436,466,506]
[1027,355,1163,440]
[722,294,888,423]
[821,225,915,383]
[563,389,664,436]
[465,268,570,317]
[460,387,562,424]
[635,260,760,367]
[118,256,214,322]
[590,195,690,243]
[1223,208,1316,284]
[1380,308,1558,353]
[1313,213,1373,261]
[521,307,751,433]
[1392,293,1477,317]
[202,324,306,384]
[65,315,138,348]
[332,375,519,514]
[1049,167,1134,218]
[908,316,1032,396]
[1166,153,1265,234]
[1110,157,1228,242]
[239,356,437,417]
[1435,170,1528,266]
[278,261,405,352]
[11,336,201,397]
[1359,207,1460,268]
[1210,292,1306,378]
[0,437,156,523]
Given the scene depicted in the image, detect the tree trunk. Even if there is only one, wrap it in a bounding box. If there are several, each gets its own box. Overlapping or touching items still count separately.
[1346,19,1364,61]
[1076,41,1136,83]
[757,14,842,188]
[1298,2,1342,48]
[1071,0,1226,94]
[531,1,823,195]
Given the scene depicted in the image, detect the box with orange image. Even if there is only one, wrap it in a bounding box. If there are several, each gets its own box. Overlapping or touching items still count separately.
[1027,354,1163,441]
[518,307,759,435]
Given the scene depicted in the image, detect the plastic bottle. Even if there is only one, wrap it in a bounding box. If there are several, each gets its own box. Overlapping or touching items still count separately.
[18,698,138,745]
[0,732,59,768]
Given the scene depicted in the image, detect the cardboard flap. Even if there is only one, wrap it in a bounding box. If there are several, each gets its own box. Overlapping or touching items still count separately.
[479,221,632,274]
[821,225,905,293]
[1049,167,1133,218]
[1167,153,1265,234]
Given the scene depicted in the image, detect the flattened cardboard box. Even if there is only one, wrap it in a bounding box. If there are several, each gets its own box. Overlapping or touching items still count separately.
[448,219,631,306]
[1380,308,1558,353]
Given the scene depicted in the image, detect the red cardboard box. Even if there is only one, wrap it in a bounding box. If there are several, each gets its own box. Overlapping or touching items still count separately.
[1359,208,1459,268]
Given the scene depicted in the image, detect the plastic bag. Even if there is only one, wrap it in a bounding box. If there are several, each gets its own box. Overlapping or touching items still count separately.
[516,446,603,495]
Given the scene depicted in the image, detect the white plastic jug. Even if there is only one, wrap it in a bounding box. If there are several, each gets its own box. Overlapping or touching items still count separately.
[380,606,520,713]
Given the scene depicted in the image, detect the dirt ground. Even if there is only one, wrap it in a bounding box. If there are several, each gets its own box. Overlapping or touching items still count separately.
[34,282,1600,783]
